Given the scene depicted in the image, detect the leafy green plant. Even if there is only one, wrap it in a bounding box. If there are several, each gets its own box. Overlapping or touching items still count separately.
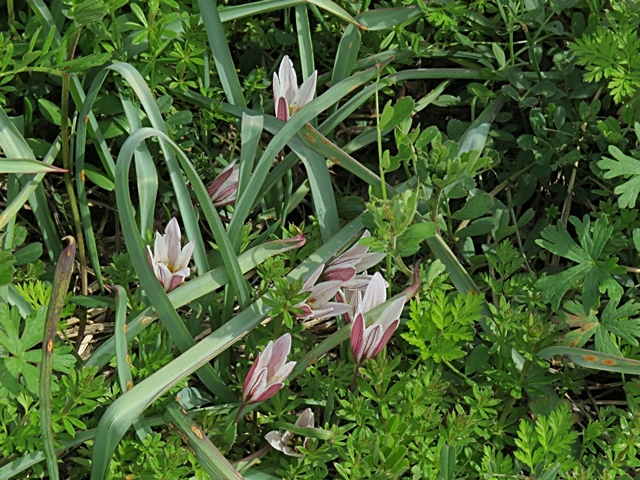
[535,215,625,311]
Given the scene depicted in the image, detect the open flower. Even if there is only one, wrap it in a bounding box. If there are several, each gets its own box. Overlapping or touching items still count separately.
[273,55,317,121]
[242,333,296,405]
[322,231,385,289]
[208,160,240,207]
[265,408,315,457]
[294,265,352,320]
[350,272,405,366]
[146,217,195,292]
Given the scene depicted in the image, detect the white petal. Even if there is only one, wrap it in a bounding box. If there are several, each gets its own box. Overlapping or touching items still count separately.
[278,55,298,104]
[164,218,182,268]
[291,70,317,115]
[301,265,324,292]
[273,72,281,104]
[359,272,387,314]
[265,431,285,452]
[153,231,167,264]
[176,240,195,271]
[376,296,406,330]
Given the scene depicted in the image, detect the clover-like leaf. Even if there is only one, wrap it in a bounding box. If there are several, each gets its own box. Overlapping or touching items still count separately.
[535,215,624,311]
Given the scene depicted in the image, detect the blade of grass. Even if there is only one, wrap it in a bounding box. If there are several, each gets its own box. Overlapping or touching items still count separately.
[0,158,66,174]
[109,284,152,441]
[27,0,117,179]
[238,114,263,213]
[85,235,305,370]
[197,0,246,107]
[219,0,304,22]
[164,402,243,479]
[298,124,392,192]
[121,96,158,237]
[289,146,340,242]
[0,136,61,231]
[0,108,62,260]
[305,0,364,29]
[354,6,421,30]
[537,346,640,375]
[331,24,361,87]
[40,238,76,480]
[89,217,365,480]
[296,4,315,81]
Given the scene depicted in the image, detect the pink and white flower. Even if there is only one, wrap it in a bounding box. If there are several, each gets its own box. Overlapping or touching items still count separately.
[265,408,315,457]
[350,272,405,366]
[208,160,240,207]
[242,333,296,405]
[273,55,317,121]
[146,217,195,292]
[322,231,385,289]
[294,265,352,320]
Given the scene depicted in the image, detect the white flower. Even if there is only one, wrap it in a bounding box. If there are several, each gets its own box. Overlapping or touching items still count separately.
[265,408,315,457]
[146,217,195,292]
[273,55,317,121]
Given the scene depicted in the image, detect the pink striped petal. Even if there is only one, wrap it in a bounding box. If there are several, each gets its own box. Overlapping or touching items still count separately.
[369,319,399,358]
[361,324,383,360]
[243,366,267,403]
[251,381,284,403]
[350,312,365,364]
[322,264,356,283]
[267,333,291,381]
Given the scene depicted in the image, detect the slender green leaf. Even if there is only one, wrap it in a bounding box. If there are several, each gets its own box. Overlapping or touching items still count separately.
[305,0,363,29]
[198,0,246,107]
[0,137,61,232]
[238,114,263,206]
[121,96,158,237]
[296,5,315,80]
[355,7,421,30]
[0,108,62,260]
[40,239,76,480]
[110,284,152,441]
[331,24,361,87]
[0,158,65,174]
[537,346,640,375]
[164,402,243,479]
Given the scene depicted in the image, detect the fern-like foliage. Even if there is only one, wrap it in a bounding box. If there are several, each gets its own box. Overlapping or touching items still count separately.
[402,291,484,363]
[570,2,640,103]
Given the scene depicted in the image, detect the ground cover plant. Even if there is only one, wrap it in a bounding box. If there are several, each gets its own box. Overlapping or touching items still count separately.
[1,0,640,478]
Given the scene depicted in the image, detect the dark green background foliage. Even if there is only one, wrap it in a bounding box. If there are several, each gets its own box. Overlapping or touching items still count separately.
[1,0,640,478]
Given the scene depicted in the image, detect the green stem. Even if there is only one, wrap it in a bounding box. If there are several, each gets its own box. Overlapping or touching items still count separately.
[374,66,387,201]
[60,29,89,351]
[444,360,474,386]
